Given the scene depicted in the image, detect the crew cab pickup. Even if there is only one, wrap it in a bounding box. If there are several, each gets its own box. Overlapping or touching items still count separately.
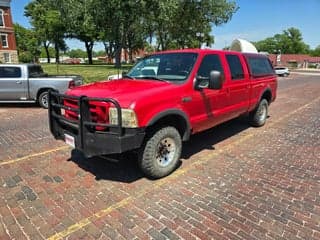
[0,64,83,108]
[49,49,277,178]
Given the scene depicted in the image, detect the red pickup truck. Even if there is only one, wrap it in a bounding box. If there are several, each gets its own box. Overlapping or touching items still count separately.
[49,49,277,178]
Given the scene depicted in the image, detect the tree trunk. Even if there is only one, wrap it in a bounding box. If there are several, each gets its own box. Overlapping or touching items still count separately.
[129,48,133,63]
[114,43,122,68]
[85,41,94,65]
[54,43,60,64]
[43,42,50,63]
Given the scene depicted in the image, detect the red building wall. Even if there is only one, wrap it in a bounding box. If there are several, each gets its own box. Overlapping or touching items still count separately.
[0,7,16,50]
[0,2,18,63]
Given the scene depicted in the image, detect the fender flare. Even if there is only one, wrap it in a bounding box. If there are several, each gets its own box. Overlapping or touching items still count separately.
[147,109,191,141]
[259,87,272,104]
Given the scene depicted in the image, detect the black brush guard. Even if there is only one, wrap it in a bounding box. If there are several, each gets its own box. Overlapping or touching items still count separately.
[48,91,145,157]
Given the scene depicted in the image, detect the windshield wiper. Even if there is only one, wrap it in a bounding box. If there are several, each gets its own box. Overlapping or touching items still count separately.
[139,76,168,82]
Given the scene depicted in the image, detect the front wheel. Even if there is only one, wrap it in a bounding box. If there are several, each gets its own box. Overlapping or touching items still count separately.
[139,126,182,179]
[249,99,269,127]
[38,91,49,109]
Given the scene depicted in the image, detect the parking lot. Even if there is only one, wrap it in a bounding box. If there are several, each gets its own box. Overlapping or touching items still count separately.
[0,74,319,240]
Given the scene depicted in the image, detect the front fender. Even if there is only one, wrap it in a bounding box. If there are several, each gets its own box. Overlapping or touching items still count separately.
[140,107,191,141]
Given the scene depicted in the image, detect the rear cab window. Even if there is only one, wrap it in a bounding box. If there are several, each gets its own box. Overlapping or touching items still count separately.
[0,67,22,78]
[244,54,275,78]
[28,65,47,78]
[226,54,244,80]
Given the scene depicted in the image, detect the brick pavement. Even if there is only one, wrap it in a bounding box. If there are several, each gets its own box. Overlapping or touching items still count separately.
[0,74,319,239]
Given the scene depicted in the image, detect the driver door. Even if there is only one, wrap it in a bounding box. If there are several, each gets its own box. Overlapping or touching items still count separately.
[186,54,229,133]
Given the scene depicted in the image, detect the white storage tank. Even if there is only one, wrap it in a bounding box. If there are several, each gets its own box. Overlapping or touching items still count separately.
[230,39,258,53]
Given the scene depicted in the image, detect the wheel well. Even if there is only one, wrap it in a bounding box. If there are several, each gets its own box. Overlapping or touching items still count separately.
[261,90,272,104]
[37,88,52,100]
[146,114,190,141]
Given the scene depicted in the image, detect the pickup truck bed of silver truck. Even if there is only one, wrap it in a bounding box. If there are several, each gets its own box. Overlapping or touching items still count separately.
[0,64,83,108]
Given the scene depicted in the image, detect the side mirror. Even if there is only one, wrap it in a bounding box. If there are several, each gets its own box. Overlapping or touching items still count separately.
[208,70,223,89]
[122,71,128,75]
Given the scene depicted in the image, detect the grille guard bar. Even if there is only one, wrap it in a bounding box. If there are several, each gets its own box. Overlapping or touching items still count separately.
[48,90,123,150]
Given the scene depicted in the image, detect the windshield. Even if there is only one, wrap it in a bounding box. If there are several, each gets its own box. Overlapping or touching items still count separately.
[127,52,198,83]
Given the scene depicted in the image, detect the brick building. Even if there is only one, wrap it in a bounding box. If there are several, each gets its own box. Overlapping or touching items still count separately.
[268,54,320,68]
[0,0,18,63]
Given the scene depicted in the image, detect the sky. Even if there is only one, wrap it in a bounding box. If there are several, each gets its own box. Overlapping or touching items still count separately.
[11,0,320,51]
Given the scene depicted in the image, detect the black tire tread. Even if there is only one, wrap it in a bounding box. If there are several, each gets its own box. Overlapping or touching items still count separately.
[139,126,182,179]
[249,99,269,127]
[38,91,49,109]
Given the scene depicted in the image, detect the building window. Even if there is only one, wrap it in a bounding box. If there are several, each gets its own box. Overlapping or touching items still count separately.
[3,53,11,63]
[1,34,8,48]
[0,9,4,27]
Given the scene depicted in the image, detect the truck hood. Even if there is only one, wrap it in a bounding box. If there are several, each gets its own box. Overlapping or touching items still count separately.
[66,79,178,107]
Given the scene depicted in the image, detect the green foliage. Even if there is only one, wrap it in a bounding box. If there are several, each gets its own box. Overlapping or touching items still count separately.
[67,49,87,58]
[93,50,106,57]
[254,27,310,54]
[145,0,238,50]
[14,23,41,62]
[18,51,34,63]
[24,0,238,66]
[25,0,67,63]
[40,46,55,58]
[310,45,320,56]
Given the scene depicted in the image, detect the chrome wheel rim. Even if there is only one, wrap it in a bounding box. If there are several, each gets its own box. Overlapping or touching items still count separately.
[42,94,48,108]
[156,137,176,167]
[257,104,267,122]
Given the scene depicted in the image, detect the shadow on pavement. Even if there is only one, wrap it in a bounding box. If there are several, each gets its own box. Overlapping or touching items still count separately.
[68,117,250,183]
[182,117,250,159]
[69,150,144,183]
[0,103,40,108]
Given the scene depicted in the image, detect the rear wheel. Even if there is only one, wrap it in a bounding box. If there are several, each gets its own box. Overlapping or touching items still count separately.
[249,99,268,127]
[139,126,182,179]
[38,91,49,109]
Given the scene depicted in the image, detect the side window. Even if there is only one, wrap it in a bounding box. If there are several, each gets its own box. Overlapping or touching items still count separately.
[0,67,22,78]
[226,55,244,80]
[197,54,223,88]
[197,54,223,78]
[247,57,274,77]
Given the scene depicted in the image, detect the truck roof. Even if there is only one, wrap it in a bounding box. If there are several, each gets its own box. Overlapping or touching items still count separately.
[0,63,40,67]
[148,48,268,58]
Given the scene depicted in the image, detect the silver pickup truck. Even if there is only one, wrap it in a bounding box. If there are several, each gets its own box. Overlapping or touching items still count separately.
[0,64,83,108]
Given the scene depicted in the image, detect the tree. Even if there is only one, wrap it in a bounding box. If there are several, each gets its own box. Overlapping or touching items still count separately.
[57,0,100,64]
[14,23,41,62]
[310,45,320,56]
[144,0,238,50]
[40,46,55,58]
[24,0,238,66]
[283,28,310,54]
[93,0,148,67]
[254,28,310,54]
[67,49,87,58]
[25,0,67,63]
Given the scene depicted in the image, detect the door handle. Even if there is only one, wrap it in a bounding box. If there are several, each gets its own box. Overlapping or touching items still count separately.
[16,81,22,84]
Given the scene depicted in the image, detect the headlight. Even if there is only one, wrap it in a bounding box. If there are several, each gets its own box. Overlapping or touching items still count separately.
[109,108,138,128]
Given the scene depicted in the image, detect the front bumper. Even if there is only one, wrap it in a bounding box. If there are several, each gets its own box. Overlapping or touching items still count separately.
[48,91,145,157]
